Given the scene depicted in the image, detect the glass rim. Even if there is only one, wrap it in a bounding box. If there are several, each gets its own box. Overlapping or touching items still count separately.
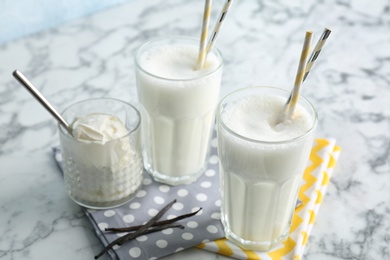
[58,97,141,144]
[217,86,318,145]
[134,35,224,82]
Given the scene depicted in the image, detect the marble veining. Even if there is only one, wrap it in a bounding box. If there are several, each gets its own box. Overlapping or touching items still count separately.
[0,0,389,259]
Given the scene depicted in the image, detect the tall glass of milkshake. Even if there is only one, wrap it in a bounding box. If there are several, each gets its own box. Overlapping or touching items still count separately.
[217,86,317,251]
[135,36,223,185]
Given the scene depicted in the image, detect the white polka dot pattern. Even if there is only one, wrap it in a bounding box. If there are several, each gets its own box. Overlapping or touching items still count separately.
[159,185,170,193]
[211,212,221,220]
[172,202,184,211]
[148,208,158,217]
[200,181,212,188]
[129,202,141,209]
[98,222,108,231]
[207,225,218,234]
[123,214,135,223]
[59,130,224,260]
[167,214,177,220]
[142,178,152,186]
[187,221,198,228]
[162,228,173,235]
[156,239,168,248]
[136,235,148,242]
[103,210,116,217]
[129,247,141,257]
[177,188,188,197]
[196,193,208,202]
[136,190,147,198]
[181,232,194,240]
[205,169,215,177]
[153,196,165,204]
[208,155,219,164]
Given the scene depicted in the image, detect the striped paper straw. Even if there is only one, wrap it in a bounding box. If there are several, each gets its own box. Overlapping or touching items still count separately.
[283,28,331,108]
[205,0,233,55]
[196,0,213,70]
[286,31,313,119]
[303,28,332,81]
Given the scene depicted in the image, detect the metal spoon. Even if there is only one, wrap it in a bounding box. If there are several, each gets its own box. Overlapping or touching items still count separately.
[12,70,73,135]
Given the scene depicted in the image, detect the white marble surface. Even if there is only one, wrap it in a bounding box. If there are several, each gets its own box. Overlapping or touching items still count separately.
[1,0,389,259]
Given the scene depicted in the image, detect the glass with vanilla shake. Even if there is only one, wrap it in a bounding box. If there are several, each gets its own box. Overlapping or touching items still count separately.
[217,86,317,251]
[135,36,223,185]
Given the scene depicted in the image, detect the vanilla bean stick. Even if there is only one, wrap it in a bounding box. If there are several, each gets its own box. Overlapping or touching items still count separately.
[105,207,202,233]
[118,223,185,246]
[94,199,177,259]
[143,223,185,234]
[94,223,183,259]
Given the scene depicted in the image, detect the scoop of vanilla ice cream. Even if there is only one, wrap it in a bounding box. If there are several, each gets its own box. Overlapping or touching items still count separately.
[63,113,143,205]
[70,113,133,170]
[72,113,129,143]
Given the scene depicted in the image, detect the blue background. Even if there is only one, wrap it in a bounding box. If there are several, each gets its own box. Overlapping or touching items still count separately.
[0,0,130,45]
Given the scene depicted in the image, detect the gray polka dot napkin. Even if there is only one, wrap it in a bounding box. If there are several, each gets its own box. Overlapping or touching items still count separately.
[53,133,225,259]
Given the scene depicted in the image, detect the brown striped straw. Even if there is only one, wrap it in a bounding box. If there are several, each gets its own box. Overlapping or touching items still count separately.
[205,0,233,55]
[284,31,313,120]
[196,0,213,70]
[303,28,332,81]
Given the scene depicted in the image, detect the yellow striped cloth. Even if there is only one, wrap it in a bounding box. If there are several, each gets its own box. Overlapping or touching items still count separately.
[198,138,341,260]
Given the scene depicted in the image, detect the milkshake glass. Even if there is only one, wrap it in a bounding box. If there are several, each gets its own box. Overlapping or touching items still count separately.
[217,86,317,250]
[135,36,223,185]
[59,98,143,209]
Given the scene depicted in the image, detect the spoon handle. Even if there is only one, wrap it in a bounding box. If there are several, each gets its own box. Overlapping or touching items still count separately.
[12,70,72,133]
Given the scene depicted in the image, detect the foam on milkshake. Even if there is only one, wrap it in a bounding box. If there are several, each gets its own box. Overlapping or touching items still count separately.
[139,44,219,79]
[222,95,312,142]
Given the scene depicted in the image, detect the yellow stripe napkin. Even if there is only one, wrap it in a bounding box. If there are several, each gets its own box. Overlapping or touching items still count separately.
[198,138,341,260]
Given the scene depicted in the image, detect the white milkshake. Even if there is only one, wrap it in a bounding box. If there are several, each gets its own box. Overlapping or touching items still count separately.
[217,87,317,250]
[59,99,143,209]
[135,37,223,185]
